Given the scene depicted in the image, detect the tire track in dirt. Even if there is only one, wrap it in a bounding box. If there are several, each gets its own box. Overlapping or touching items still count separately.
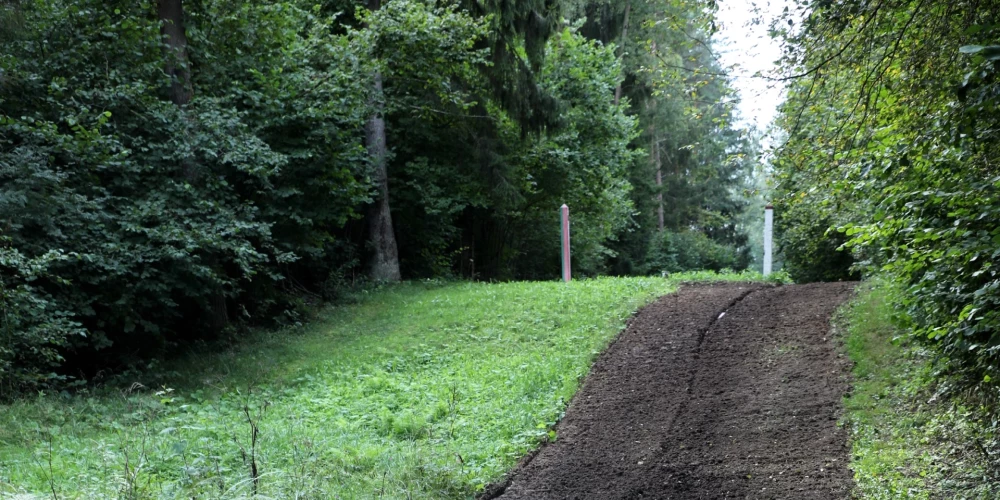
[486,282,856,499]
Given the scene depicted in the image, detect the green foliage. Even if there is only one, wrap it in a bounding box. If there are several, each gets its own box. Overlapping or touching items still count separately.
[0,245,85,393]
[0,277,680,498]
[0,0,753,391]
[0,0,374,390]
[384,23,643,280]
[578,0,759,277]
[357,0,489,112]
[644,229,742,275]
[461,0,563,131]
[500,27,640,278]
[770,0,1000,402]
[776,198,857,283]
[838,279,1000,498]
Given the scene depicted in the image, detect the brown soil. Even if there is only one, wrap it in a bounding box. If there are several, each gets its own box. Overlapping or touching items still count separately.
[485,282,857,499]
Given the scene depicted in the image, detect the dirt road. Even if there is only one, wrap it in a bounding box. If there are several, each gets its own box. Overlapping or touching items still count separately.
[487,282,856,499]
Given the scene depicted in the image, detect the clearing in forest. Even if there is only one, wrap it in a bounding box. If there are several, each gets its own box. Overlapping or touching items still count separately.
[489,282,856,499]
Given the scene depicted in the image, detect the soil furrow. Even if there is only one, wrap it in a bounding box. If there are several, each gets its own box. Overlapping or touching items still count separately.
[487,282,856,500]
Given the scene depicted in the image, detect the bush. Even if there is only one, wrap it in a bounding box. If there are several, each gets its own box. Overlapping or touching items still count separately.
[0,0,370,389]
[0,245,86,395]
[768,0,1000,406]
[644,230,740,274]
[775,200,858,283]
[845,165,1000,398]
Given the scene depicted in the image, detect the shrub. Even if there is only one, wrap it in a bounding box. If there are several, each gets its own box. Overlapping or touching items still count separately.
[775,200,858,283]
[644,230,740,274]
[0,245,85,395]
[0,0,369,389]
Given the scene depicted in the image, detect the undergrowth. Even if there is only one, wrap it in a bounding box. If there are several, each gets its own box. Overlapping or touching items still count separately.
[0,272,764,499]
[838,279,1000,499]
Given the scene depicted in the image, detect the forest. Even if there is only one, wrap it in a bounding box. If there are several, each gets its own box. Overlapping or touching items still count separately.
[0,0,757,393]
[5,0,1000,497]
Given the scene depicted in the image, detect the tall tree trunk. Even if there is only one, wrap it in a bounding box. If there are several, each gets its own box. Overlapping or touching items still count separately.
[158,0,196,182]
[158,0,192,106]
[614,2,631,106]
[158,0,227,329]
[646,39,664,233]
[365,0,401,282]
[653,132,664,232]
[674,153,680,229]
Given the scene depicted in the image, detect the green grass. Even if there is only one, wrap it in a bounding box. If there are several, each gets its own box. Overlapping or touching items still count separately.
[838,279,1000,499]
[0,272,771,499]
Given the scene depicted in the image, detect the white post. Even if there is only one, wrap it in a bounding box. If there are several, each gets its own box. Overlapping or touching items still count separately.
[560,204,571,282]
[763,204,774,276]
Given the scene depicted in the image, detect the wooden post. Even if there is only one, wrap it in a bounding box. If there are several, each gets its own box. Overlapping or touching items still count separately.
[560,204,571,282]
[763,204,774,276]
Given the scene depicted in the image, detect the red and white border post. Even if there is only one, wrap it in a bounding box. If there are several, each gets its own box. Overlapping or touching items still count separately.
[560,204,571,282]
[763,204,774,277]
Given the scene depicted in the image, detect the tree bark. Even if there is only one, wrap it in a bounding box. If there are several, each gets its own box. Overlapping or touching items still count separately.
[158,0,227,328]
[364,40,401,281]
[158,0,198,180]
[614,2,631,106]
[158,0,192,106]
[646,41,664,233]
[653,132,664,232]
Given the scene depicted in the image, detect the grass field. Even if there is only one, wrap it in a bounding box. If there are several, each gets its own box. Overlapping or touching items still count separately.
[838,280,1000,499]
[0,272,769,499]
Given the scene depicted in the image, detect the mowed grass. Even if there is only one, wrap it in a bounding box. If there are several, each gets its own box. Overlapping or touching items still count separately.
[0,273,764,499]
[838,279,1000,499]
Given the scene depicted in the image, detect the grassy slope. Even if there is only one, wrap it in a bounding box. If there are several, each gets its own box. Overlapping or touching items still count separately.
[0,272,765,499]
[838,280,1000,499]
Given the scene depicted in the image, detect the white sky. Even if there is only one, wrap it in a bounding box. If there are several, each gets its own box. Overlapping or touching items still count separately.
[715,0,794,132]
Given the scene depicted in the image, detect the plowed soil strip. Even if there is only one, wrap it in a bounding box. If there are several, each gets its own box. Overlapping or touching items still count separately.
[489,282,856,499]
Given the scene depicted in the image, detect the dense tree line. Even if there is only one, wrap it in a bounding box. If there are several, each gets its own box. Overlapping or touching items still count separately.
[577,1,757,276]
[771,0,1000,409]
[0,0,754,393]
